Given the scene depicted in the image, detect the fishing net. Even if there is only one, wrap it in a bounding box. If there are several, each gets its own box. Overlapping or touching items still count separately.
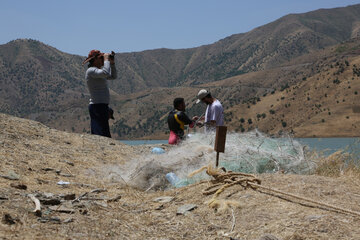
[116,130,317,190]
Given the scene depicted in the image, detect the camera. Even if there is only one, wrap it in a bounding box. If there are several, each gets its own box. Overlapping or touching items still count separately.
[109,51,115,60]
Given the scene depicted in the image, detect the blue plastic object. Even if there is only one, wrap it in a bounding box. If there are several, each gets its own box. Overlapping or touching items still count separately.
[151,147,165,154]
[165,172,180,186]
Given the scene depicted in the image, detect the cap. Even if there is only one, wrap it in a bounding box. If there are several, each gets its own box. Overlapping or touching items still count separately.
[196,89,209,104]
[82,50,103,65]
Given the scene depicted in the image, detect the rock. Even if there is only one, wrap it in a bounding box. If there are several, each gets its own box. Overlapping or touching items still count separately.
[57,180,70,185]
[39,216,61,223]
[305,215,324,222]
[49,205,75,214]
[155,204,165,210]
[64,160,74,166]
[176,204,197,215]
[153,196,174,203]
[59,173,74,177]
[63,218,75,223]
[93,201,108,208]
[0,171,20,180]
[259,234,280,240]
[108,195,121,202]
[42,192,54,198]
[41,198,61,206]
[0,195,8,200]
[2,213,16,225]
[10,183,27,190]
[42,168,56,172]
[62,193,76,200]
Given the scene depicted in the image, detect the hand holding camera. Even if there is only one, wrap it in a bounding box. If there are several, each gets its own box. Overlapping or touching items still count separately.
[104,51,116,64]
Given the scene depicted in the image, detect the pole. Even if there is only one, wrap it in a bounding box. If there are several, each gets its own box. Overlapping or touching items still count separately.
[214,126,227,168]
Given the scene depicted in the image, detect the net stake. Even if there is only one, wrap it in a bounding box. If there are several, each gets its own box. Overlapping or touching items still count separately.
[214,126,227,167]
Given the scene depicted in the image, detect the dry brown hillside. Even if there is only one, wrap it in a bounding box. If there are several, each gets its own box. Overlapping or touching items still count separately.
[1,113,360,239]
[224,39,360,137]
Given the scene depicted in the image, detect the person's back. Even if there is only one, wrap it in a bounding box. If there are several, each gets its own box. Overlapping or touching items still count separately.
[167,98,194,145]
[86,60,117,105]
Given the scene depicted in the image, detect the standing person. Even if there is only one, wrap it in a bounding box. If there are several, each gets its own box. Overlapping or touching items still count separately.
[83,50,117,138]
[167,98,196,145]
[195,89,224,132]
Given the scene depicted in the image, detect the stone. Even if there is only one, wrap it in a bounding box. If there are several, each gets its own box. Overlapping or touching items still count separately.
[259,234,280,240]
[176,204,197,215]
[153,196,174,203]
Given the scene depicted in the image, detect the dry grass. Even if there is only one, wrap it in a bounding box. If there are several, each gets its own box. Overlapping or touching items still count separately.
[314,150,360,178]
[1,113,360,240]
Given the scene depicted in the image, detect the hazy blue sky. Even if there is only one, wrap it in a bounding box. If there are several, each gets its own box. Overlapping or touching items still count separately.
[1,0,359,56]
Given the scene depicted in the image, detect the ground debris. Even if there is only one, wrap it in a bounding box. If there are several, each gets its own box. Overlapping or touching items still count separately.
[153,196,174,203]
[2,213,17,225]
[10,183,27,190]
[259,234,280,240]
[39,216,61,224]
[49,204,75,214]
[176,204,197,215]
[0,171,20,180]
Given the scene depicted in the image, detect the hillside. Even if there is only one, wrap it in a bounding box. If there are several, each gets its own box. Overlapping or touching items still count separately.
[1,113,360,239]
[109,37,360,138]
[1,4,360,138]
[224,38,360,137]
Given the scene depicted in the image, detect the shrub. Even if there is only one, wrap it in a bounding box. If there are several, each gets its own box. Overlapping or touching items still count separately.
[333,78,341,84]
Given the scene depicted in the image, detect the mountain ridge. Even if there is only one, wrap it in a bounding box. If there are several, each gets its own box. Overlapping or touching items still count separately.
[1,4,360,138]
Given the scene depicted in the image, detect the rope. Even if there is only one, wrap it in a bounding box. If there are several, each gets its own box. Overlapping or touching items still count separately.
[190,165,360,217]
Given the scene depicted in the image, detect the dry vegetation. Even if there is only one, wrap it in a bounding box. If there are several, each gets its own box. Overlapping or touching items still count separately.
[1,113,360,240]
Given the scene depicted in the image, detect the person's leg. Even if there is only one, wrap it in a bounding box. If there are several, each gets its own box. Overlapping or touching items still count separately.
[89,104,111,138]
[168,131,180,145]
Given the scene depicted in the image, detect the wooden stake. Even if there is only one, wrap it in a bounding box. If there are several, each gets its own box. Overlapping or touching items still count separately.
[214,126,227,167]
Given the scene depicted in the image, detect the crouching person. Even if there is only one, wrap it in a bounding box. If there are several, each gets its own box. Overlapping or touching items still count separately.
[167,98,196,145]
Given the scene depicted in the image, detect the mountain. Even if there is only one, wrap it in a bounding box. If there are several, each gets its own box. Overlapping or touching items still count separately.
[109,4,360,94]
[1,4,360,138]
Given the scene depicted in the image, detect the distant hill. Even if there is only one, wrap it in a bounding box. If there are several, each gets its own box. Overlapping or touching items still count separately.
[1,4,360,138]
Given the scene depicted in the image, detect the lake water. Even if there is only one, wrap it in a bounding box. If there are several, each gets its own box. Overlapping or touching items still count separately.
[120,137,360,155]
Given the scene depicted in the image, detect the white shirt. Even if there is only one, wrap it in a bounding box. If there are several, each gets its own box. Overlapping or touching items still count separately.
[205,99,224,132]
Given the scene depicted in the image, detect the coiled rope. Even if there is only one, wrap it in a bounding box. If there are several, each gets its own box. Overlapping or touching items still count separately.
[189,165,360,217]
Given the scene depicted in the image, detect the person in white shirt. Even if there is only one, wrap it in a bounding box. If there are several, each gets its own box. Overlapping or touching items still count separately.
[194,89,224,132]
[83,50,117,138]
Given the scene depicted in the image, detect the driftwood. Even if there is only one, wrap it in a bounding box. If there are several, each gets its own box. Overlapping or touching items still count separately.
[28,194,41,216]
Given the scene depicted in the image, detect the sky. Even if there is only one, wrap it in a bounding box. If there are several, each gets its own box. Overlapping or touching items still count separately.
[1,0,360,56]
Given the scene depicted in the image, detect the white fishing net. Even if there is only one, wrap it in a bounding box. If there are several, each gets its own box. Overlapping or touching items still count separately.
[111,130,317,190]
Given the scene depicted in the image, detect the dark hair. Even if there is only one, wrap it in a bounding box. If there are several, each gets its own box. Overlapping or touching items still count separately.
[205,93,212,98]
[88,59,95,68]
[173,98,184,109]
[88,55,104,68]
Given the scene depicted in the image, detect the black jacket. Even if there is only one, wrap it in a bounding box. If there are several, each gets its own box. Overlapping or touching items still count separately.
[167,109,193,138]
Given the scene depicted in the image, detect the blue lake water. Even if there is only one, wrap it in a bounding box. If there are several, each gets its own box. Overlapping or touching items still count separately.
[120,138,360,155]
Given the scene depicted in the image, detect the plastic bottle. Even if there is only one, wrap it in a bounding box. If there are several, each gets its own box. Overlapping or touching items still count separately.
[151,147,165,154]
[165,172,180,186]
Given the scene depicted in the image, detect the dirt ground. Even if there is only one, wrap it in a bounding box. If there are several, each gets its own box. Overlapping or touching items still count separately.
[1,113,360,240]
